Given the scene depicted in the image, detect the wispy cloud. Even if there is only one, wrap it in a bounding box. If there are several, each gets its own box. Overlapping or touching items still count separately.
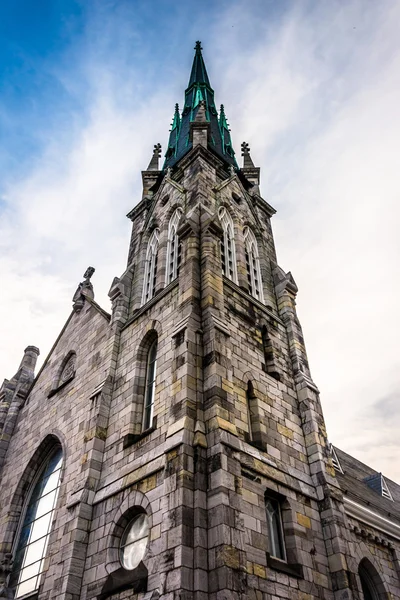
[1,0,399,479]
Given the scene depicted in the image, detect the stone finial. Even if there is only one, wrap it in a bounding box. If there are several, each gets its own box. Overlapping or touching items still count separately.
[241,141,255,169]
[241,141,260,192]
[73,267,95,312]
[146,143,162,171]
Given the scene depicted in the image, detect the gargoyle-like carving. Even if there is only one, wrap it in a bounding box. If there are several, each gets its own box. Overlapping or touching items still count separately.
[0,553,13,599]
[73,266,95,312]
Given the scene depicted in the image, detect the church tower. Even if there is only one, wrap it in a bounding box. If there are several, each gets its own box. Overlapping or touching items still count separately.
[1,42,399,600]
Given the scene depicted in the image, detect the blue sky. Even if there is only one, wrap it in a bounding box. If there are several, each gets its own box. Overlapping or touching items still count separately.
[1,0,400,480]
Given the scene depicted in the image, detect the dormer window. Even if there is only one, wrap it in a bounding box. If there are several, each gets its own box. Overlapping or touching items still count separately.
[329,444,343,474]
[364,472,393,501]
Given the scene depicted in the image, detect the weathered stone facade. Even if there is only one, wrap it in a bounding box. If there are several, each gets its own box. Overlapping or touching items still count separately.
[0,43,399,600]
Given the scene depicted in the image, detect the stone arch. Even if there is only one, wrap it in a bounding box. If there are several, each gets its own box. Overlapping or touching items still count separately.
[218,205,238,283]
[164,206,183,285]
[52,349,77,390]
[242,372,266,450]
[163,201,184,225]
[126,321,162,438]
[218,201,239,225]
[105,489,153,575]
[136,324,160,363]
[2,433,65,555]
[352,542,391,599]
[358,557,389,599]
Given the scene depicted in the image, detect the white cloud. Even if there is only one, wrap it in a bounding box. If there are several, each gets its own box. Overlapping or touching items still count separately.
[1,0,399,480]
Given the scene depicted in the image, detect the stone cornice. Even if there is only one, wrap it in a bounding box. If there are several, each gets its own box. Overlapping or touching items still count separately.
[343,496,400,541]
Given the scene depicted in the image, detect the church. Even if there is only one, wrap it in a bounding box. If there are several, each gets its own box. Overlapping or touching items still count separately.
[0,42,399,600]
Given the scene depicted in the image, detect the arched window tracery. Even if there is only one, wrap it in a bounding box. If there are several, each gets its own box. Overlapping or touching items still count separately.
[141,229,159,306]
[9,446,63,598]
[218,207,237,283]
[243,226,264,302]
[165,208,183,285]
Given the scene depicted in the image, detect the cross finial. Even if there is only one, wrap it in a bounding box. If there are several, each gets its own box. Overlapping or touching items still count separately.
[83,266,95,280]
[195,41,202,52]
[241,142,250,156]
[153,143,162,158]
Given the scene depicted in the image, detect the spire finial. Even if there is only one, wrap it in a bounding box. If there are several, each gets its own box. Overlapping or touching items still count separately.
[241,141,250,156]
[241,141,255,168]
[195,41,202,52]
[146,143,162,171]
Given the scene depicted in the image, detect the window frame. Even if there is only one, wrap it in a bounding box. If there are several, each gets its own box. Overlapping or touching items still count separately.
[9,446,63,598]
[265,495,287,562]
[243,226,264,302]
[264,490,303,578]
[141,229,160,306]
[142,338,157,432]
[165,208,183,285]
[120,512,150,571]
[218,207,238,283]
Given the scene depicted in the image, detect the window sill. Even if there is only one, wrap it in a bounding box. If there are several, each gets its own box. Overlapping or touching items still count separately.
[266,554,303,579]
[13,591,39,600]
[47,374,75,398]
[123,426,156,449]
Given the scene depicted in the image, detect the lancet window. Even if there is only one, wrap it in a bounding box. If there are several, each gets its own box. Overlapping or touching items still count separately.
[9,447,63,598]
[141,229,159,306]
[218,207,237,283]
[142,338,158,431]
[244,226,264,302]
[165,208,183,285]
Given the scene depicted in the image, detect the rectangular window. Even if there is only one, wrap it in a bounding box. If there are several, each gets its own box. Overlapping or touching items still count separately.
[265,496,286,561]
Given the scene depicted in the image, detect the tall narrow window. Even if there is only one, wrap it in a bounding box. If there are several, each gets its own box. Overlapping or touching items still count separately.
[358,560,381,600]
[10,447,63,598]
[142,339,157,431]
[246,381,255,442]
[243,227,264,302]
[165,208,183,285]
[262,325,281,381]
[142,229,159,306]
[218,207,237,283]
[265,495,286,561]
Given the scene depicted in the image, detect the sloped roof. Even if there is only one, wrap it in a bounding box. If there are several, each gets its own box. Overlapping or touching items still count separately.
[334,446,400,524]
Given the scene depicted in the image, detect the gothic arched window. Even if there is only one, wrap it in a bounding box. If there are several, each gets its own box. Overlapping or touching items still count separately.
[9,447,63,598]
[265,494,286,561]
[141,229,159,306]
[59,352,76,385]
[218,207,237,283]
[142,338,157,431]
[358,559,382,600]
[243,227,264,302]
[165,208,183,285]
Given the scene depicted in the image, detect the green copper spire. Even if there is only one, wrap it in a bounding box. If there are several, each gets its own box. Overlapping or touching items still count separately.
[188,41,211,87]
[218,104,235,159]
[165,104,181,160]
[164,43,238,169]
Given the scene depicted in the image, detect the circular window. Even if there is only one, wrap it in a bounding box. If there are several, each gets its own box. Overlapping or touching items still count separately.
[120,513,149,570]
